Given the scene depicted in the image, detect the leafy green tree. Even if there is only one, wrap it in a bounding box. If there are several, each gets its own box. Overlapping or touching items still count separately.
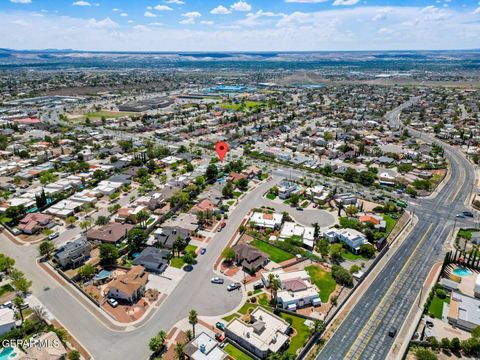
[236,178,249,191]
[222,182,234,198]
[317,239,330,258]
[329,243,344,263]
[331,265,353,286]
[78,264,96,280]
[127,228,147,252]
[149,330,167,354]
[414,348,437,360]
[68,350,81,360]
[39,241,56,258]
[99,243,119,265]
[136,210,150,228]
[0,254,15,274]
[359,244,376,259]
[205,164,218,182]
[222,247,235,263]
[13,296,25,324]
[95,215,109,226]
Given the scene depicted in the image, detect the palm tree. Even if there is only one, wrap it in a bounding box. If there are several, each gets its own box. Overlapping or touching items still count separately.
[185,329,193,342]
[189,309,198,337]
[13,296,24,324]
[136,210,150,228]
[174,343,184,360]
[174,236,185,257]
[32,305,48,324]
[267,274,280,307]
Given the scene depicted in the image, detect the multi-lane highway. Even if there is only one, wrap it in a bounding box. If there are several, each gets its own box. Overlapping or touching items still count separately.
[317,100,476,360]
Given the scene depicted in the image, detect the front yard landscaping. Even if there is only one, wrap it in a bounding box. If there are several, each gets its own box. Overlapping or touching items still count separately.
[170,257,185,269]
[428,294,450,319]
[224,344,253,360]
[305,265,337,303]
[251,239,294,263]
[280,313,313,355]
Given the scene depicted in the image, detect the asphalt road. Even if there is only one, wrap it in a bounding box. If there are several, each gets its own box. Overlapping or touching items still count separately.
[317,101,476,360]
[0,174,336,359]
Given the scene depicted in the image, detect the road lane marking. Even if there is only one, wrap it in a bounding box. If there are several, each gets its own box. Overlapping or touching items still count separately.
[343,223,434,360]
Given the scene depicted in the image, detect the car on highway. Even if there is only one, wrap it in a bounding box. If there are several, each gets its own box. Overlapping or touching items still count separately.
[211,277,224,284]
[388,327,397,337]
[215,322,225,331]
[200,248,206,255]
[227,282,241,291]
[47,232,59,240]
[107,298,119,308]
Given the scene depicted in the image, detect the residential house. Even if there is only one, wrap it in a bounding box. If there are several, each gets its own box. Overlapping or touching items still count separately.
[225,307,290,359]
[324,228,368,254]
[86,223,133,244]
[105,266,148,303]
[232,243,269,273]
[17,213,54,235]
[153,226,191,250]
[132,247,169,273]
[278,181,298,200]
[0,307,16,336]
[183,332,227,360]
[54,237,91,269]
[18,331,68,360]
[447,291,480,331]
[191,198,216,215]
[249,212,282,230]
[279,222,315,249]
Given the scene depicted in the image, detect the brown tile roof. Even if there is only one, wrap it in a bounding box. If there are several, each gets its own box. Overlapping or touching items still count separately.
[87,223,134,243]
[107,266,148,297]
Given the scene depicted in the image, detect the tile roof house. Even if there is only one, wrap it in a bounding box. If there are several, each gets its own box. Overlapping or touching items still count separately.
[17,213,53,235]
[232,243,269,273]
[18,331,68,360]
[190,199,216,215]
[105,266,148,303]
[227,172,247,182]
[86,223,134,244]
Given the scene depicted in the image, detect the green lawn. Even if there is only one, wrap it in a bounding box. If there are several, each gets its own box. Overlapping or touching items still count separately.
[227,200,236,206]
[429,295,450,319]
[234,191,242,198]
[251,240,294,263]
[383,214,398,234]
[305,265,337,303]
[238,303,258,315]
[222,313,240,322]
[170,257,185,269]
[457,228,478,240]
[342,250,366,261]
[0,284,14,297]
[185,245,198,253]
[84,111,137,119]
[224,344,253,360]
[301,201,309,208]
[258,293,269,306]
[266,193,277,200]
[219,101,264,111]
[280,313,313,355]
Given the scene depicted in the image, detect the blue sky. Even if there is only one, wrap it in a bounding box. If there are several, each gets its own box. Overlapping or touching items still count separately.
[1,0,479,51]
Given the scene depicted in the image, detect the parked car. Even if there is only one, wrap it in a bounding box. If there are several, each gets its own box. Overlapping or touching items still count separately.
[200,248,206,255]
[47,232,59,240]
[227,282,241,291]
[217,227,223,232]
[211,277,224,284]
[456,213,465,218]
[296,207,304,211]
[215,322,225,331]
[215,333,225,342]
[221,222,226,228]
[107,298,119,308]
[253,282,264,290]
[463,211,474,217]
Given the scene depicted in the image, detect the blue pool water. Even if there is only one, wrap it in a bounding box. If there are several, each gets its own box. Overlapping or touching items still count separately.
[0,347,16,360]
[453,267,473,277]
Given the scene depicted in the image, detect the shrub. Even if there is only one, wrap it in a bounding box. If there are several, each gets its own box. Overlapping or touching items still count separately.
[436,288,446,299]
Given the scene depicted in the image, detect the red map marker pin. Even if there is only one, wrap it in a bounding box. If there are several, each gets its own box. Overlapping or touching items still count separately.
[215,141,228,162]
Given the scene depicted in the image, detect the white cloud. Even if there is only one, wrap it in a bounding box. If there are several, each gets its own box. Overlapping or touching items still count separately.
[165,0,184,3]
[473,7,480,14]
[231,1,252,12]
[180,11,201,25]
[211,5,231,15]
[87,17,118,29]
[133,25,150,32]
[237,10,285,27]
[112,8,120,12]
[284,0,328,2]
[144,11,157,18]
[153,5,173,11]
[200,20,214,25]
[120,13,128,17]
[72,1,91,6]
[149,22,164,26]
[333,0,360,6]
[10,0,32,3]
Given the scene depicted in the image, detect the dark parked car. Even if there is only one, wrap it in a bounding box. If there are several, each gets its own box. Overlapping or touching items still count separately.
[215,322,225,331]
[463,211,474,217]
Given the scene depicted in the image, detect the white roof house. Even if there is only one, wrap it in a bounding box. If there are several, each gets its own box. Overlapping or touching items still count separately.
[279,222,315,248]
[323,228,368,253]
[185,332,227,360]
[225,307,290,358]
[250,212,283,229]
[0,307,16,336]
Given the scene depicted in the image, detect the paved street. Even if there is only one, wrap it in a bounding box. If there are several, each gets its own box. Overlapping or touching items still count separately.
[0,174,334,359]
[318,100,476,360]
